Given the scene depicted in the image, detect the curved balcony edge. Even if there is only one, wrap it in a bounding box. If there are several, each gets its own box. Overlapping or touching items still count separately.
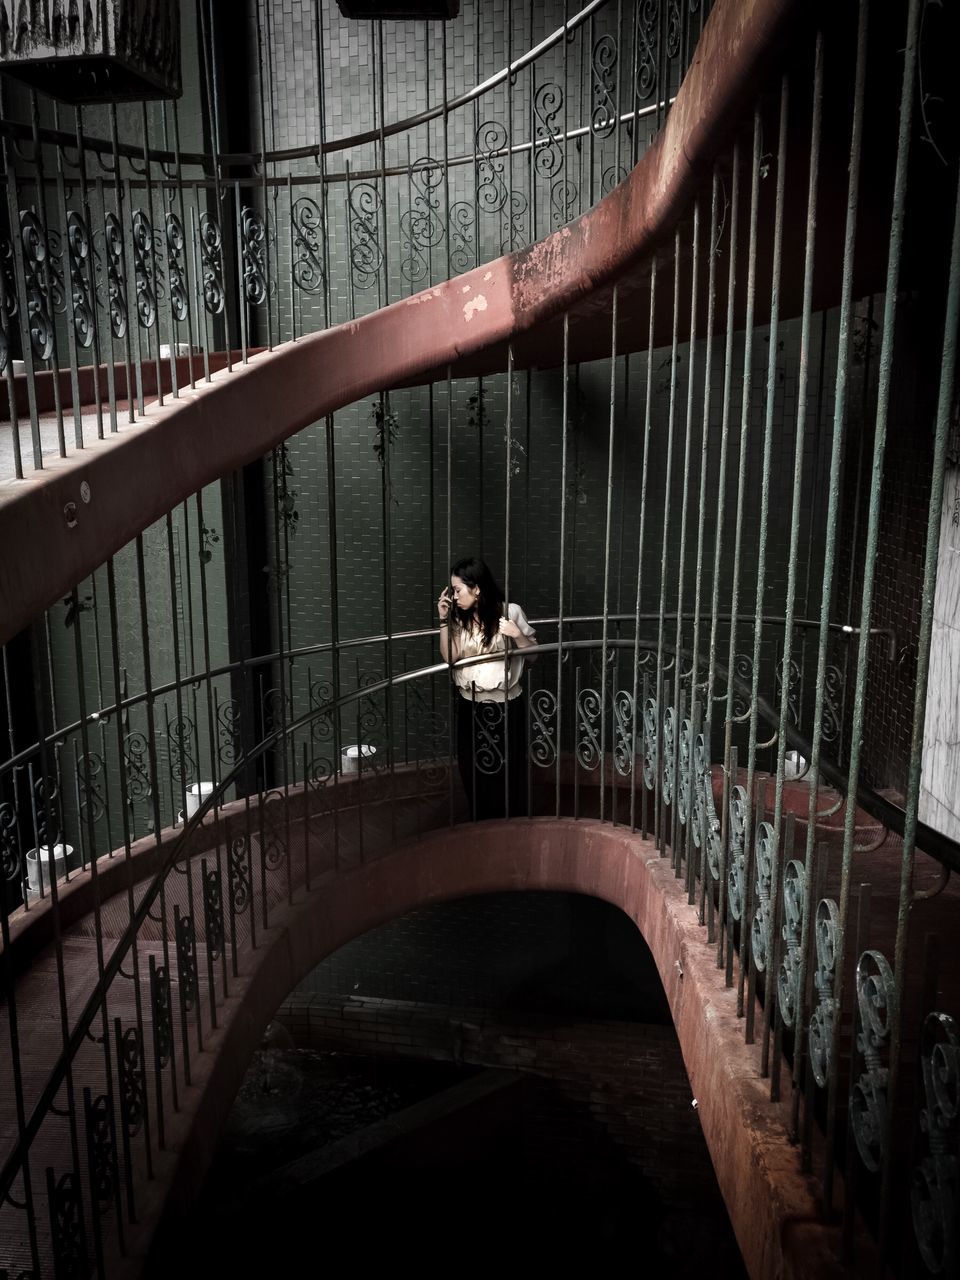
[0,0,802,649]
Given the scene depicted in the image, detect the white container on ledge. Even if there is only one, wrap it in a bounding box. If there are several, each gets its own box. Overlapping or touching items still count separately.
[185,781,216,820]
[341,744,376,775]
[26,843,74,894]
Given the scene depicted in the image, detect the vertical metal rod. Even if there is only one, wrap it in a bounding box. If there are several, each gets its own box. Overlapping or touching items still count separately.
[74,107,105,438]
[556,314,570,819]
[655,234,681,856]
[763,37,823,1078]
[691,172,719,909]
[672,200,700,875]
[28,90,67,457]
[630,254,658,834]
[740,73,790,1016]
[877,75,960,1263]
[824,0,922,1210]
[324,415,343,867]
[792,5,868,1140]
[721,115,761,974]
[599,286,619,823]
[504,344,514,818]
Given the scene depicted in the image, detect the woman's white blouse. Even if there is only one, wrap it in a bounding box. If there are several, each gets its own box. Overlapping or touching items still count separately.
[451,602,536,702]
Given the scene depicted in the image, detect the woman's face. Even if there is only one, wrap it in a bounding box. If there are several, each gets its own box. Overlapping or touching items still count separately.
[450,575,479,611]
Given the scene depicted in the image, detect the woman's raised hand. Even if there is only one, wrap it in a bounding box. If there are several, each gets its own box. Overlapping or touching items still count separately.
[437,590,452,620]
[498,616,521,638]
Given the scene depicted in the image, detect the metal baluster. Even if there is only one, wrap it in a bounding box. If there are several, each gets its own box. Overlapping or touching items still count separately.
[824,0,922,1212]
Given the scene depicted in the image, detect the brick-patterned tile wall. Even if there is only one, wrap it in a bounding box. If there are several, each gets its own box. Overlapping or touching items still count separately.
[295,890,673,1023]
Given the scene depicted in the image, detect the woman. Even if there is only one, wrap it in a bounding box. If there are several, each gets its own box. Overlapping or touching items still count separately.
[437,557,537,820]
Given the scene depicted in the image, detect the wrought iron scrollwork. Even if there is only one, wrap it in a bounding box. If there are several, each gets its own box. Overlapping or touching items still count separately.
[502,189,528,254]
[776,655,801,726]
[104,212,128,339]
[661,706,676,804]
[476,120,509,218]
[677,717,692,821]
[131,209,157,329]
[732,652,753,718]
[727,783,748,918]
[241,206,268,306]
[751,821,775,971]
[165,211,188,322]
[576,687,602,770]
[0,233,17,375]
[48,1169,85,1279]
[474,700,505,776]
[821,663,844,744]
[166,715,198,790]
[260,789,287,871]
[529,688,558,767]
[348,182,384,291]
[642,696,658,790]
[292,195,325,294]
[216,697,241,767]
[20,209,55,360]
[84,1092,117,1208]
[851,948,895,1172]
[400,158,444,283]
[591,34,618,138]
[448,200,475,274]
[550,179,578,228]
[76,751,106,825]
[175,911,198,1012]
[309,677,334,746]
[601,164,629,196]
[228,835,250,912]
[123,730,151,805]
[150,963,173,1070]
[66,211,95,348]
[0,799,19,881]
[533,81,564,178]
[666,0,683,58]
[911,1011,959,1275]
[117,1025,146,1137]
[809,897,840,1088]
[636,0,660,102]
[777,859,805,1028]
[34,774,61,848]
[613,690,635,776]
[696,733,722,878]
[203,864,224,962]
[199,213,225,315]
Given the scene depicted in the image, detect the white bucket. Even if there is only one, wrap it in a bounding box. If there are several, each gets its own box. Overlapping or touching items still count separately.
[186,780,216,819]
[26,843,74,893]
[341,744,376,774]
[784,751,808,780]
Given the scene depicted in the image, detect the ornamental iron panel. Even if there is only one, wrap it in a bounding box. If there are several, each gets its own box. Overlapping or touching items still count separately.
[751,820,775,971]
[777,858,805,1028]
[0,1,182,103]
[292,196,325,295]
[727,784,748,919]
[529,688,558,768]
[851,948,895,1172]
[911,1012,959,1275]
[809,897,840,1088]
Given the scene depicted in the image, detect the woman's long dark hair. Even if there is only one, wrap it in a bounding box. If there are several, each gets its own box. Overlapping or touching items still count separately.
[450,557,504,647]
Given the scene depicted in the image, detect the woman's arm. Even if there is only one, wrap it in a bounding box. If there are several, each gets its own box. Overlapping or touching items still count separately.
[438,592,460,662]
[499,603,537,650]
